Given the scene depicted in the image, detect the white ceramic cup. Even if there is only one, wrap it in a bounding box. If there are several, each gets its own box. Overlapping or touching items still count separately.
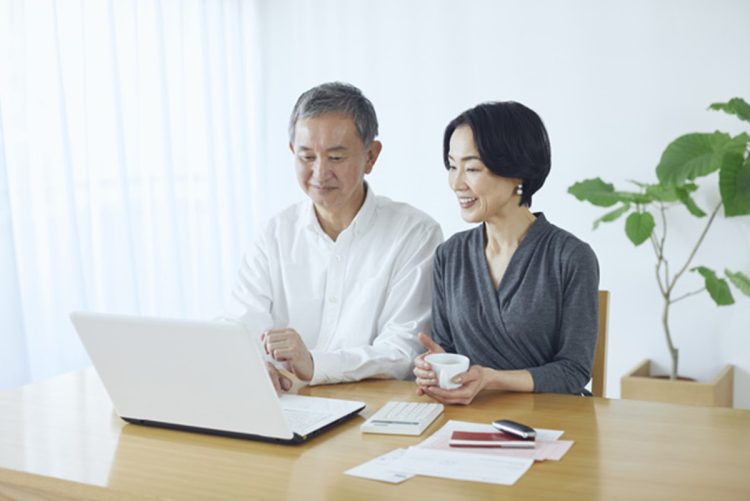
[424,353,470,390]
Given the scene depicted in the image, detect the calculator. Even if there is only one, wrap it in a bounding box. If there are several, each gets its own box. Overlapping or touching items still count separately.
[360,401,444,436]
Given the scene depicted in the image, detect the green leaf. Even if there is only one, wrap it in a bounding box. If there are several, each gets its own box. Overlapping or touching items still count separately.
[568,178,619,207]
[642,182,698,203]
[674,186,706,217]
[627,180,649,188]
[692,266,735,305]
[710,98,750,124]
[593,203,631,229]
[729,131,750,150]
[644,183,679,203]
[615,192,655,205]
[720,153,750,216]
[624,211,655,246]
[726,269,750,297]
[656,132,744,185]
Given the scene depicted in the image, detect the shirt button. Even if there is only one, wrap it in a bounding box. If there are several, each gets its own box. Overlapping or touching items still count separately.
[329,297,338,304]
[335,255,342,262]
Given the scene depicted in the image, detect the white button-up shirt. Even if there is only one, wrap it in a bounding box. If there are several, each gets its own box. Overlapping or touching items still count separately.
[227,187,444,384]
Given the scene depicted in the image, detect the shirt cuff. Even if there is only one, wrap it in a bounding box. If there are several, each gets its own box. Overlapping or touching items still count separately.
[308,349,339,385]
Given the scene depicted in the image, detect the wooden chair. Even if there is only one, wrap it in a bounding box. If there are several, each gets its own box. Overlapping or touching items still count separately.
[591,290,610,397]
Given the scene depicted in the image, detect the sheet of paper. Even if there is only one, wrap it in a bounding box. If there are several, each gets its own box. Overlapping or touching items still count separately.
[396,447,533,486]
[416,420,573,461]
[344,449,415,484]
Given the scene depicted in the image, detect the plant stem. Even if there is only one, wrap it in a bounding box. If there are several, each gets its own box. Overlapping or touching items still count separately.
[659,206,670,287]
[649,204,678,379]
[666,202,722,297]
[672,288,707,303]
[663,201,723,379]
[650,203,668,296]
[662,297,679,381]
[650,233,667,295]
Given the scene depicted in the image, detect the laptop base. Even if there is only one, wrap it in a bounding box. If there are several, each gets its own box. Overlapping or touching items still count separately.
[121,404,364,445]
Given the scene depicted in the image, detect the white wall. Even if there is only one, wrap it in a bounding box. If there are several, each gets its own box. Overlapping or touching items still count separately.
[253,0,750,407]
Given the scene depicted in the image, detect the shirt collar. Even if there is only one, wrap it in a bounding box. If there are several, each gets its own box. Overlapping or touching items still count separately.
[302,182,376,238]
[521,212,549,245]
[302,198,320,233]
[349,182,376,236]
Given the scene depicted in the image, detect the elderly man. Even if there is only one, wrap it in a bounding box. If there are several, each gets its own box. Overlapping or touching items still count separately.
[229,82,443,391]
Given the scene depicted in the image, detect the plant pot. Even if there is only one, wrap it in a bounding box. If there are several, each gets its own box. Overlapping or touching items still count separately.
[620,359,733,407]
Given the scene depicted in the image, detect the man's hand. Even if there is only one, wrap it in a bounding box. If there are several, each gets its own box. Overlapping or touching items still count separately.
[262,328,314,382]
[266,362,292,393]
[423,365,487,405]
[413,332,446,396]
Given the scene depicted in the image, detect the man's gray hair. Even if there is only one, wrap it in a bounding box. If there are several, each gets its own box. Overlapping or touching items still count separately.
[288,82,379,146]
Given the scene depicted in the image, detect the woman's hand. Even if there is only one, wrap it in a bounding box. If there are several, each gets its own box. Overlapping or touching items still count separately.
[423,365,487,405]
[413,333,445,395]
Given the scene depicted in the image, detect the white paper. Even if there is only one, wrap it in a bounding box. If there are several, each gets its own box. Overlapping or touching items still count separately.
[416,420,573,461]
[396,447,533,485]
[344,449,415,484]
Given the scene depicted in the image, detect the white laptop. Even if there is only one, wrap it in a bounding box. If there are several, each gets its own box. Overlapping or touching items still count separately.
[70,311,365,444]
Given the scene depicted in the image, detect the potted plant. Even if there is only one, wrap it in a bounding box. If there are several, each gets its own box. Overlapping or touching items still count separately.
[568,98,750,407]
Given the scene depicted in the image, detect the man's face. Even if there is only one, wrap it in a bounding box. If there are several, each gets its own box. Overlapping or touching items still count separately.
[290,113,381,218]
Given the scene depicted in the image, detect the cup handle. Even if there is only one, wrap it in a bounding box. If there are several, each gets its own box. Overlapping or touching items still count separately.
[439,372,449,389]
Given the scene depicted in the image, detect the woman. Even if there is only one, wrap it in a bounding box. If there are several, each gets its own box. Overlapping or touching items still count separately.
[414,101,599,405]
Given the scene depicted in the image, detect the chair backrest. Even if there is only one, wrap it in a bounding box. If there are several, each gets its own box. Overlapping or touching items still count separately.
[592,290,610,398]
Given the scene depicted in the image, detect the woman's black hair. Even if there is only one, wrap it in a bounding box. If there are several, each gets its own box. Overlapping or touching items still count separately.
[443,101,551,207]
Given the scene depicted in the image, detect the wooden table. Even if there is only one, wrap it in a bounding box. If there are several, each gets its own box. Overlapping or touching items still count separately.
[1,369,749,500]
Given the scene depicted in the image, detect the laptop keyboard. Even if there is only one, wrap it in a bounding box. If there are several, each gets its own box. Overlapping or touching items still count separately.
[283,408,331,435]
[278,394,365,437]
[360,401,444,436]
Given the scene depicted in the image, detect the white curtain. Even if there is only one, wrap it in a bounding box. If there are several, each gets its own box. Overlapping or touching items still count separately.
[0,0,262,389]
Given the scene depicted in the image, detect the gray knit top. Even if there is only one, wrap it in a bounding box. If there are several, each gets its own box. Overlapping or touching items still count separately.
[431,213,600,394]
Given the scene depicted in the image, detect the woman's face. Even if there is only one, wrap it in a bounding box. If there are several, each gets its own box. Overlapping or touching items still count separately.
[447,125,521,223]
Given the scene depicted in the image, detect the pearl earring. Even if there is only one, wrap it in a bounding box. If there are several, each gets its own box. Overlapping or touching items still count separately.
[515,184,524,196]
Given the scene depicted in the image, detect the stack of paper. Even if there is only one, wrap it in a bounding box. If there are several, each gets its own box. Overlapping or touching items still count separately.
[345,447,533,485]
[345,420,575,485]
